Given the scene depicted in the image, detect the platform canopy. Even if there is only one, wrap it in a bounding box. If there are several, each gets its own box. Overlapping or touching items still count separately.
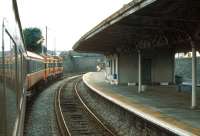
[73,0,200,54]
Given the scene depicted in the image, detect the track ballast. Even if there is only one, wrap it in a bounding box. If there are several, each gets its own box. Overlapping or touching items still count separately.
[55,76,115,136]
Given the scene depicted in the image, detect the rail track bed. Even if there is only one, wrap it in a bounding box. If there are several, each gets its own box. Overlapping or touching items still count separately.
[80,74,180,136]
[24,74,78,136]
[55,77,115,136]
[24,79,62,136]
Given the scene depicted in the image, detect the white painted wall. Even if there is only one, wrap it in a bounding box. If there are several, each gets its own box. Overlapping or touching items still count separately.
[118,52,138,84]
[105,48,175,85]
[143,49,174,83]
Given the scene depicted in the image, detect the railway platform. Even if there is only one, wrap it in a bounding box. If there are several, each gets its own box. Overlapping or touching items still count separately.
[83,72,200,136]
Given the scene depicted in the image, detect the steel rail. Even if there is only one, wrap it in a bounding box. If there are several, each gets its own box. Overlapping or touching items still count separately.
[74,79,116,136]
[54,75,81,136]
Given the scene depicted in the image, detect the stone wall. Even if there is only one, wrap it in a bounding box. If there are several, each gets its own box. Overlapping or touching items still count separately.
[60,51,104,73]
[175,57,200,82]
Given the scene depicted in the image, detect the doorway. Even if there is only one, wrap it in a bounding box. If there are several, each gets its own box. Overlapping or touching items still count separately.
[142,59,152,84]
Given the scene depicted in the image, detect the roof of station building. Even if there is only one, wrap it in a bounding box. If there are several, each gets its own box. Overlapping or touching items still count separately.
[73,0,200,54]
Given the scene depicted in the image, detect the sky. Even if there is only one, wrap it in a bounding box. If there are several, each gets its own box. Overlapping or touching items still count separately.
[18,0,132,51]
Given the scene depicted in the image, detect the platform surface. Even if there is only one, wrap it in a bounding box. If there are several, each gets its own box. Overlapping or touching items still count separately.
[83,72,200,136]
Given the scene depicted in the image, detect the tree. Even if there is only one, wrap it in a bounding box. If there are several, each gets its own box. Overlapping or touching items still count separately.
[23,27,44,54]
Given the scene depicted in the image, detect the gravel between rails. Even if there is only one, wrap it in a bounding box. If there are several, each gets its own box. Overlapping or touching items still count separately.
[60,78,113,136]
[24,76,76,136]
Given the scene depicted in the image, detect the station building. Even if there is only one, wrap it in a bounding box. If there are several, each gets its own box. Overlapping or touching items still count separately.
[73,1,200,135]
[104,49,174,86]
[74,0,200,108]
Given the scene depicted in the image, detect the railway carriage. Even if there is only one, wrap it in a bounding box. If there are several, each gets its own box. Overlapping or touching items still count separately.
[26,52,64,92]
[44,55,54,80]
[0,0,27,135]
[0,0,63,135]
[53,56,63,78]
[57,56,63,77]
[26,51,46,91]
[44,55,64,80]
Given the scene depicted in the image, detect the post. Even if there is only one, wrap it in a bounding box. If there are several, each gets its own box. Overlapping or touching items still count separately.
[110,57,112,75]
[112,56,115,78]
[191,41,197,109]
[138,50,142,93]
[115,54,119,82]
[109,56,112,81]
[172,50,176,84]
[45,26,48,55]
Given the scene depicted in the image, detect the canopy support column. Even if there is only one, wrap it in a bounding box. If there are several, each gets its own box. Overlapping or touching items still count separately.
[112,55,115,77]
[138,50,142,93]
[115,54,119,84]
[191,41,197,109]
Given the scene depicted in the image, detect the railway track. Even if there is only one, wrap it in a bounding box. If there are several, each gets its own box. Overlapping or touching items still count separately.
[55,76,116,136]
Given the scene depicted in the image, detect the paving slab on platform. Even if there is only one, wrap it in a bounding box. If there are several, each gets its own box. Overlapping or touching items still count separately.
[83,72,200,136]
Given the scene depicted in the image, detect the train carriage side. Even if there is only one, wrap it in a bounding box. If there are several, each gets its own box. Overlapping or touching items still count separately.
[55,56,63,78]
[50,56,63,78]
[52,56,59,77]
[0,0,27,135]
[42,55,49,81]
[44,55,52,80]
[47,56,55,80]
[53,56,58,76]
[26,51,45,91]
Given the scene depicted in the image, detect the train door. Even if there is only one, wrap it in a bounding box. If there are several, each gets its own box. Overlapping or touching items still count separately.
[142,59,152,84]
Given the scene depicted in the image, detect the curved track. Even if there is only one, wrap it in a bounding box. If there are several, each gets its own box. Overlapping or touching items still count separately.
[55,76,116,136]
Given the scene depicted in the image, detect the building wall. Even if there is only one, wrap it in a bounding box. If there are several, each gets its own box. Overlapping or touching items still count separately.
[147,49,174,83]
[118,53,138,84]
[105,55,114,82]
[106,49,174,85]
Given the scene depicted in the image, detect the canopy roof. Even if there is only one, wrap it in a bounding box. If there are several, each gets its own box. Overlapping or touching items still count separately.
[73,0,200,54]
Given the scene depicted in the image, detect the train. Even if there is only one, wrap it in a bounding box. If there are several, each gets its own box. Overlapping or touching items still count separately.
[26,51,63,92]
[0,0,63,136]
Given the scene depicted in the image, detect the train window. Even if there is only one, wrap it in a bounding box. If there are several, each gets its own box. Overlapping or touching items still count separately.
[31,60,33,73]
[0,20,6,135]
[20,50,23,90]
[4,27,18,135]
[28,60,45,73]
[37,61,39,71]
